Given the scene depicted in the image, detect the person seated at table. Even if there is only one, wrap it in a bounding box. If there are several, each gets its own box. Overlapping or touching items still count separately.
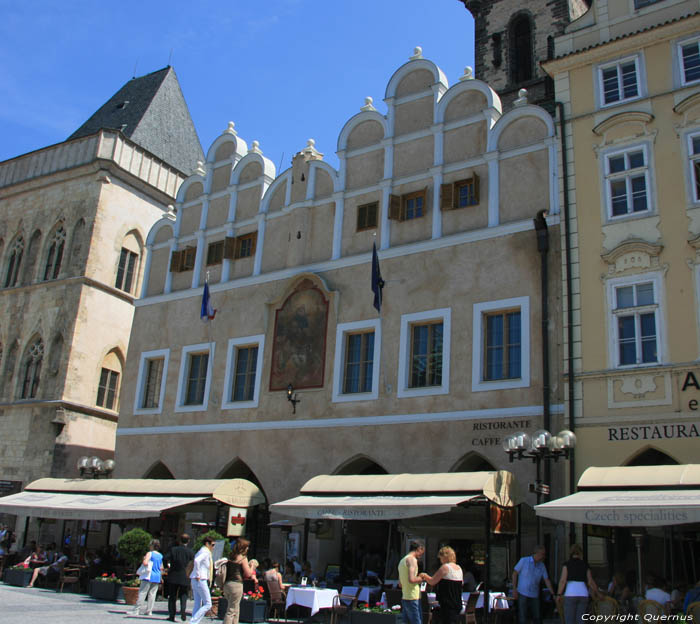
[420,546,464,624]
[645,575,672,607]
[302,561,319,583]
[27,549,69,587]
[249,559,260,582]
[24,544,46,567]
[283,559,297,583]
[264,561,287,600]
[607,571,633,614]
[683,579,700,613]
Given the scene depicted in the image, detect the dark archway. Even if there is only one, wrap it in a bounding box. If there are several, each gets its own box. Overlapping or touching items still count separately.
[450,452,497,472]
[624,447,679,466]
[333,455,388,475]
[218,458,269,559]
[143,461,175,479]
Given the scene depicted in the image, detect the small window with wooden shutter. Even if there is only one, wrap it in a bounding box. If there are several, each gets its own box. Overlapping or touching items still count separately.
[206,241,224,266]
[169,250,182,272]
[181,246,196,271]
[442,175,480,211]
[224,236,237,260]
[356,202,378,231]
[235,232,257,259]
[388,194,403,221]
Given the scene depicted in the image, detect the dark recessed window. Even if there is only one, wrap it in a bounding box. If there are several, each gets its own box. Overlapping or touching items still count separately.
[357,202,378,231]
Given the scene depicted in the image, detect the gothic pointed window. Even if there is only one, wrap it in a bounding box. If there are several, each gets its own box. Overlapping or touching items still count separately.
[4,236,24,288]
[20,339,43,399]
[44,227,66,281]
[509,15,533,85]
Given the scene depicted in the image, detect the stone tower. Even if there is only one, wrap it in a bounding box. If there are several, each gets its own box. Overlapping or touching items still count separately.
[459,0,590,110]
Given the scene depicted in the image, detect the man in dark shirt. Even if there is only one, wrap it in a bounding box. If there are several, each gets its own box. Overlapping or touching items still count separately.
[164,533,195,622]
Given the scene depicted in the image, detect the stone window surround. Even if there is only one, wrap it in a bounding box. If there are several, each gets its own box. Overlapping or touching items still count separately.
[472,296,530,392]
[133,348,170,415]
[332,319,382,403]
[221,334,266,410]
[174,342,215,413]
[595,53,645,110]
[397,308,451,399]
[600,141,654,221]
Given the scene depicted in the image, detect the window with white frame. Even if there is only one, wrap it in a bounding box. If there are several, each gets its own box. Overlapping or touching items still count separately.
[332,319,381,403]
[175,343,214,412]
[609,277,662,367]
[472,297,530,392]
[604,146,651,218]
[96,367,120,410]
[687,132,700,203]
[678,37,700,85]
[397,309,450,398]
[134,349,169,414]
[222,335,265,409]
[598,57,640,106]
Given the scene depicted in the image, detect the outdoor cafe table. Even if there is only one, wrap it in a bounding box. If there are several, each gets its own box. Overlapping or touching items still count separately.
[286,586,339,616]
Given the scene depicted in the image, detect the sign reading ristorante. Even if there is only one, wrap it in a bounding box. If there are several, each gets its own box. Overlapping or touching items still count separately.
[471,420,532,446]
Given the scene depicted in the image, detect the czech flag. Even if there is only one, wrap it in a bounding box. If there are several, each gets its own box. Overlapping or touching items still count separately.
[201,281,216,322]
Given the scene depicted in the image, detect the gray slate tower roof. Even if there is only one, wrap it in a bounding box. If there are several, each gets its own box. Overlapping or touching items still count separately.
[69,66,204,175]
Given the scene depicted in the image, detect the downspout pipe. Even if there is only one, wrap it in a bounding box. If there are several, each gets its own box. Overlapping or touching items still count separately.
[533,209,551,507]
[555,101,576,545]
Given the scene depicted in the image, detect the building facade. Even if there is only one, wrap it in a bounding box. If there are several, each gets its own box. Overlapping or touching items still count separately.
[543,0,700,574]
[0,67,203,540]
[115,50,563,569]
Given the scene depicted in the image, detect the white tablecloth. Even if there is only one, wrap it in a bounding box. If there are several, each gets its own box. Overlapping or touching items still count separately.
[341,586,382,604]
[424,591,510,612]
[286,587,339,616]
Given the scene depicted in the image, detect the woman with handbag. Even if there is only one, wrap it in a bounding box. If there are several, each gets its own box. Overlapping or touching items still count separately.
[133,539,163,616]
[223,538,254,624]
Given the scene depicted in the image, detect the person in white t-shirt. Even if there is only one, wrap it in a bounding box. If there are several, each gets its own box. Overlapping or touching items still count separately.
[645,576,672,607]
[190,537,215,624]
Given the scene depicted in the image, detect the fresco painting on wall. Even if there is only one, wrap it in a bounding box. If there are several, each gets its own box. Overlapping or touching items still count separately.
[270,279,328,391]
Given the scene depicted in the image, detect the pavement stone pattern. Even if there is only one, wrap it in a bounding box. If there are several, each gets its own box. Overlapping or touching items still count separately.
[0,583,181,623]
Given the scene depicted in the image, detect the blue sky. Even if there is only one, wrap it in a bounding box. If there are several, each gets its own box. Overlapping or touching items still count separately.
[0,0,475,171]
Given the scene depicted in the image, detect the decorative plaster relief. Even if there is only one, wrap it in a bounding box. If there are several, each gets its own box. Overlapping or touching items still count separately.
[608,372,672,408]
[601,239,663,275]
[593,112,655,150]
[602,217,661,253]
[673,93,700,133]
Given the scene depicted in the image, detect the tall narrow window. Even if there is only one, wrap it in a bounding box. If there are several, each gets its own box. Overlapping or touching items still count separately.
[510,15,533,84]
[20,339,43,399]
[688,133,700,202]
[231,346,258,402]
[410,321,443,388]
[614,282,658,366]
[680,39,700,85]
[605,147,650,218]
[96,368,120,410]
[484,310,522,380]
[4,237,24,288]
[142,357,165,409]
[599,58,640,106]
[44,227,66,281]
[343,332,375,394]
[115,248,138,293]
[185,352,209,405]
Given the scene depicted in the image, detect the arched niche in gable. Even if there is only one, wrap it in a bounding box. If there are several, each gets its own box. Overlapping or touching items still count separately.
[496,115,549,151]
[183,180,204,203]
[210,163,233,193]
[346,119,385,151]
[214,141,235,162]
[205,126,248,165]
[148,220,175,246]
[263,176,289,213]
[384,57,447,101]
[444,90,488,121]
[314,167,334,199]
[395,68,435,97]
[238,161,263,184]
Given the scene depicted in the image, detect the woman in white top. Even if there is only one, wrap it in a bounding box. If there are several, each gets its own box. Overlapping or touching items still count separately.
[421,546,464,624]
[556,544,599,624]
[190,537,215,624]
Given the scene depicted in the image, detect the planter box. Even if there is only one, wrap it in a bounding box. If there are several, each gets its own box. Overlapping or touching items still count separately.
[89,579,122,601]
[351,610,402,624]
[123,585,140,605]
[217,598,229,620]
[240,599,267,623]
[3,567,33,587]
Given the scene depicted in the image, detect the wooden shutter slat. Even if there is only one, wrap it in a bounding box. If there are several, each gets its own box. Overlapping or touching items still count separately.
[389,194,402,221]
[472,173,480,205]
[224,236,236,260]
[440,183,454,211]
[169,250,182,272]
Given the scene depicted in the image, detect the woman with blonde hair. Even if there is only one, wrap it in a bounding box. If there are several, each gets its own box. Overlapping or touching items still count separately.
[556,544,599,624]
[223,538,254,624]
[421,546,464,624]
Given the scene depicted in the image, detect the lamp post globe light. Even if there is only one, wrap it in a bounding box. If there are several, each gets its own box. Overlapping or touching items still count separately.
[77,455,115,478]
[502,429,576,542]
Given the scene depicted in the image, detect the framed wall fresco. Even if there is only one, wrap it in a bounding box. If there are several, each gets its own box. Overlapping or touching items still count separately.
[269,278,329,391]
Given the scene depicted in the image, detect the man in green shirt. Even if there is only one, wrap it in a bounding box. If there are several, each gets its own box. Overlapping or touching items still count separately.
[398,540,425,624]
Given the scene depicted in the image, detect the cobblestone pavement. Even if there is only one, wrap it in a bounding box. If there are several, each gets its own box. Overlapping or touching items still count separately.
[0,583,188,623]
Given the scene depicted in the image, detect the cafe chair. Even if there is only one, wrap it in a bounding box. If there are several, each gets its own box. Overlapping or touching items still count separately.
[594,596,619,616]
[331,591,358,624]
[262,580,287,622]
[686,601,700,620]
[463,592,480,624]
[421,590,437,624]
[637,600,666,618]
[56,567,80,593]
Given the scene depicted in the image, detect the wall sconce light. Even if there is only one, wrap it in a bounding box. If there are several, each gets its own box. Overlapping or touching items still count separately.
[286,383,300,414]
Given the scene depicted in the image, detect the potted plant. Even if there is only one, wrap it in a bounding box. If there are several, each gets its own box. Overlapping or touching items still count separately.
[89,573,122,601]
[351,603,402,624]
[122,576,141,605]
[3,564,33,587]
[207,587,224,617]
[240,585,267,622]
[117,527,152,604]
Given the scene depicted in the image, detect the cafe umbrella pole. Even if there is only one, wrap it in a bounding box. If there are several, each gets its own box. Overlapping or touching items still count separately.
[484,501,490,624]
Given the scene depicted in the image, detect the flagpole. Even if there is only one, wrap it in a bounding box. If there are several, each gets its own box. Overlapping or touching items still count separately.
[205,271,213,351]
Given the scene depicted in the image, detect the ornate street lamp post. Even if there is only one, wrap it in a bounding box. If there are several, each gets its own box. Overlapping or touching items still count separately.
[76,456,116,478]
[502,429,576,542]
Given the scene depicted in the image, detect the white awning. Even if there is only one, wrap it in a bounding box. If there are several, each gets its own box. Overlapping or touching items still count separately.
[0,491,207,520]
[271,494,480,520]
[535,490,700,526]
